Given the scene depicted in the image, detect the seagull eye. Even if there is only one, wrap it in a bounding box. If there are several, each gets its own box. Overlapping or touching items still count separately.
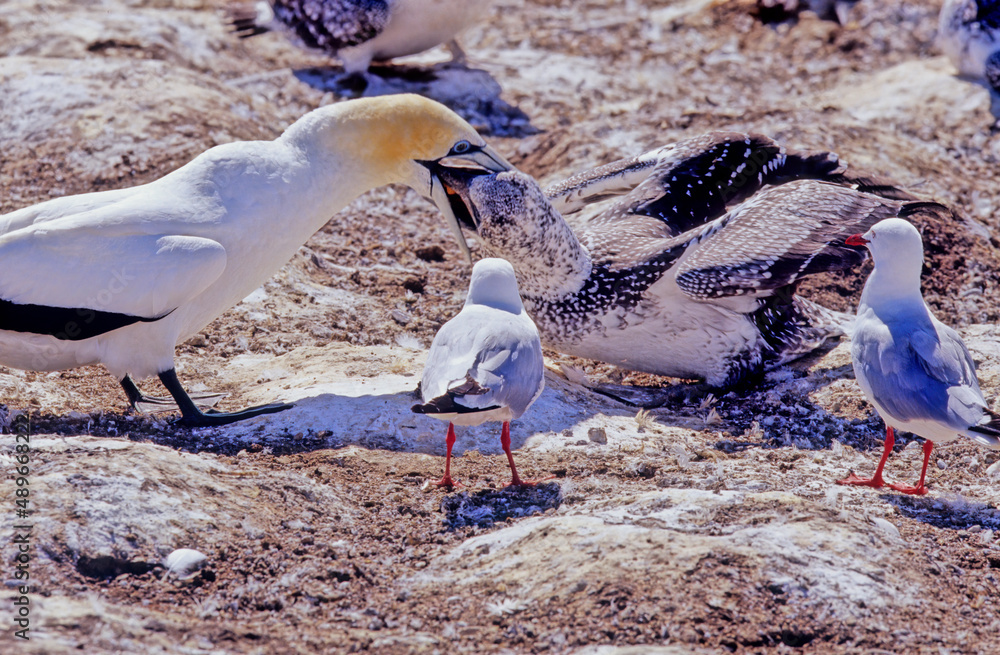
[451,140,473,155]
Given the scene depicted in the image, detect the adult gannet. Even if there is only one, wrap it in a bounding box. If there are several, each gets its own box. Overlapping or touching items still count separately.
[229,0,489,74]
[0,94,510,426]
[427,132,947,389]
[837,219,1000,495]
[412,258,544,488]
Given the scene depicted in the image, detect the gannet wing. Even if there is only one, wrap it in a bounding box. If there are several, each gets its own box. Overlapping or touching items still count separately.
[673,180,915,301]
[547,132,844,237]
[0,230,226,339]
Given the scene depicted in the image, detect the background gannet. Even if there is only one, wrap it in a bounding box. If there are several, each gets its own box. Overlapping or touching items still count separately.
[229,0,490,74]
[412,258,544,488]
[939,0,1000,95]
[0,94,509,426]
[428,132,949,389]
[837,218,1000,495]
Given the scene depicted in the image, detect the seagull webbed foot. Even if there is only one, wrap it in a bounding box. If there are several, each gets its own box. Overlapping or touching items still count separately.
[432,475,462,489]
[886,481,930,496]
[835,471,887,488]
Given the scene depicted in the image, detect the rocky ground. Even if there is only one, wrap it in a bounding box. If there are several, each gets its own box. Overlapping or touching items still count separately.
[3,0,1000,653]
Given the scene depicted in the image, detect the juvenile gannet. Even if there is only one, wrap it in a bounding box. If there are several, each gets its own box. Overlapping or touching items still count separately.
[229,0,489,74]
[837,219,1000,495]
[0,94,510,426]
[412,258,544,488]
[428,132,947,388]
[939,0,1000,94]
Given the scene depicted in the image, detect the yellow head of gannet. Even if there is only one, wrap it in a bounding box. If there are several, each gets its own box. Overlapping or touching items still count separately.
[284,94,510,261]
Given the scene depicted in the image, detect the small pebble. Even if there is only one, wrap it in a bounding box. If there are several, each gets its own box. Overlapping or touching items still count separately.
[164,548,208,580]
[588,427,607,444]
[871,517,900,539]
[936,459,948,471]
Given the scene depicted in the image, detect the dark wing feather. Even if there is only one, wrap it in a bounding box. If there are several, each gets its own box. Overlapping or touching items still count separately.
[412,374,500,415]
[675,180,948,301]
[272,0,390,51]
[587,133,846,238]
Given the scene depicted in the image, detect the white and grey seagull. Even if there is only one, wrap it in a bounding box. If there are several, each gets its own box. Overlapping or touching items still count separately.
[837,218,1000,495]
[412,258,544,488]
[229,0,489,74]
[428,132,947,389]
[939,0,1000,95]
[0,94,510,427]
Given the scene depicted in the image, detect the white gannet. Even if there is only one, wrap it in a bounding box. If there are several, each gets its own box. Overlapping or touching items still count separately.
[837,219,1000,495]
[939,0,1000,94]
[427,132,948,389]
[229,0,489,74]
[412,258,544,488]
[0,94,510,427]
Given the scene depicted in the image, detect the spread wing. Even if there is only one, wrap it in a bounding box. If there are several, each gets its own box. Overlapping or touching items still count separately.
[673,180,919,301]
[545,132,845,238]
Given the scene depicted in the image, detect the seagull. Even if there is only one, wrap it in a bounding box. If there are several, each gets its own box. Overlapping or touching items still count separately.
[412,258,544,488]
[0,94,510,427]
[836,218,1000,495]
[229,0,489,74]
[425,132,949,389]
[939,0,1000,94]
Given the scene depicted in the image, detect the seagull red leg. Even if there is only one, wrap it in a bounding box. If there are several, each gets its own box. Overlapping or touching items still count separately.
[837,426,896,489]
[433,422,460,489]
[500,420,531,487]
[887,439,933,496]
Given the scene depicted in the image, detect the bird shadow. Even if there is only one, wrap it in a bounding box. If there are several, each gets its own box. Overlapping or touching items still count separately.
[885,493,1000,532]
[440,482,562,530]
[292,61,538,137]
[21,375,616,459]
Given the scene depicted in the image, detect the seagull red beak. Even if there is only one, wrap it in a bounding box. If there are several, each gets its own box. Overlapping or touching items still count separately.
[845,233,869,247]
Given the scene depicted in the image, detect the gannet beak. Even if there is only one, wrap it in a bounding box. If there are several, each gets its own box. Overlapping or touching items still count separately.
[428,172,475,262]
[466,144,512,173]
[845,234,870,247]
[419,151,507,263]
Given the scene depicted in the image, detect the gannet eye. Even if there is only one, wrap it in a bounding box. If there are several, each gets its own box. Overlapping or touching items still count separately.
[450,140,473,155]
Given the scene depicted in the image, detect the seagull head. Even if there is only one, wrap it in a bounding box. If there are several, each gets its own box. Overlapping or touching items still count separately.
[848,218,923,260]
[851,218,925,298]
[465,257,526,314]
